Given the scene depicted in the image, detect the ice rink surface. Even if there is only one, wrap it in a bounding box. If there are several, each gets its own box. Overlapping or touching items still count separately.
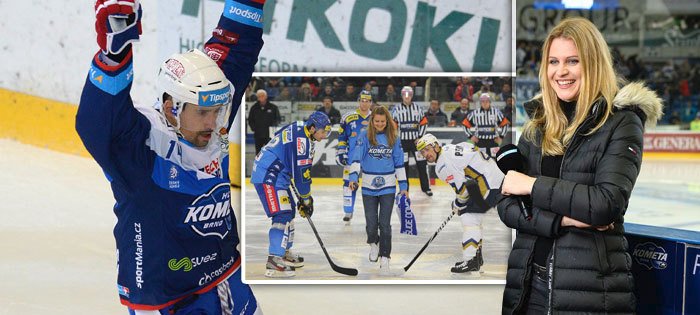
[243,183,510,282]
[2,139,699,314]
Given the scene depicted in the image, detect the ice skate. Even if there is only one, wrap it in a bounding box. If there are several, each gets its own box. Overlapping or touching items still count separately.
[368,243,379,262]
[283,250,304,268]
[343,212,353,223]
[379,256,391,276]
[451,255,481,274]
[265,255,295,278]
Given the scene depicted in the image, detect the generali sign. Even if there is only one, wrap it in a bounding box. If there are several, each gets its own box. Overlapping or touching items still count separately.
[644,133,700,153]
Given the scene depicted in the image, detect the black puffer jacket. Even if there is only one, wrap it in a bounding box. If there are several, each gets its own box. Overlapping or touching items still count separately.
[498,82,663,314]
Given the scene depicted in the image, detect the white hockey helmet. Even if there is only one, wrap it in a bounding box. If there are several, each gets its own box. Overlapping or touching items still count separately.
[416,133,440,151]
[156,49,233,133]
[401,86,413,98]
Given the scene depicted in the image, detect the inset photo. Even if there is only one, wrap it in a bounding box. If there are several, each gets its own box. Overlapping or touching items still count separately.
[242,75,515,282]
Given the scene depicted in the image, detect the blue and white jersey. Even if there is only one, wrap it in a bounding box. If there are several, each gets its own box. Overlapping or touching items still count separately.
[348,131,407,196]
[75,0,263,309]
[250,122,315,198]
[337,109,370,157]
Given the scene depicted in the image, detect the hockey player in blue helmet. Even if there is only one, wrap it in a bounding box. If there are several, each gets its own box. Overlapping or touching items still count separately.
[336,90,373,223]
[251,111,330,277]
[75,0,264,312]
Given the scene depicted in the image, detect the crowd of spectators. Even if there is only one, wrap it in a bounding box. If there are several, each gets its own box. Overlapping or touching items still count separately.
[246,76,514,128]
[516,39,700,126]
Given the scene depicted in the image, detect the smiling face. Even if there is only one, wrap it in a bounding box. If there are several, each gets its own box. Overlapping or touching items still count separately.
[372,113,387,132]
[547,37,582,102]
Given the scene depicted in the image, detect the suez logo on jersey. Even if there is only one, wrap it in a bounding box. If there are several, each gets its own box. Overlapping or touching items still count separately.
[198,86,231,107]
[168,253,218,272]
[632,242,669,270]
[183,183,233,239]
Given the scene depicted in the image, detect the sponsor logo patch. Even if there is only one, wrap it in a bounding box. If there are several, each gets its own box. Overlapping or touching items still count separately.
[371,176,386,188]
[165,58,186,79]
[212,27,240,44]
[633,242,668,270]
[223,2,263,28]
[117,284,130,298]
[368,144,392,159]
[297,138,306,155]
[199,86,230,107]
[168,253,218,272]
[183,183,232,239]
[204,43,230,66]
[282,129,292,144]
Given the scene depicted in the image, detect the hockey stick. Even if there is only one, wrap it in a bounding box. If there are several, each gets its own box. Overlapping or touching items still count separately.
[290,182,359,276]
[401,180,490,273]
[401,211,455,273]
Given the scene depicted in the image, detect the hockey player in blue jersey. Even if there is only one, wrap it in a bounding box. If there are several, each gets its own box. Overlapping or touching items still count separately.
[336,90,372,222]
[251,111,331,277]
[75,0,263,313]
[348,106,408,275]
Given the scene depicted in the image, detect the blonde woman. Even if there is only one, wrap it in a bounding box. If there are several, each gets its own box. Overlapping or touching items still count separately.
[498,17,663,314]
[348,106,408,274]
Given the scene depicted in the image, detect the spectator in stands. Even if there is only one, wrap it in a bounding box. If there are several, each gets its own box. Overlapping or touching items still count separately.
[317,83,335,101]
[317,96,341,125]
[516,40,527,68]
[248,89,281,155]
[363,82,374,94]
[265,77,282,100]
[497,83,513,101]
[472,81,497,103]
[425,100,448,127]
[692,112,700,131]
[332,80,344,97]
[450,98,471,127]
[296,83,314,102]
[453,76,474,101]
[340,82,359,101]
[502,96,514,126]
[383,83,399,102]
[670,110,681,125]
[276,86,293,101]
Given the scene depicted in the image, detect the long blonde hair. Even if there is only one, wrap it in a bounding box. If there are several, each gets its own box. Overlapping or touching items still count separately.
[368,106,397,147]
[523,17,619,155]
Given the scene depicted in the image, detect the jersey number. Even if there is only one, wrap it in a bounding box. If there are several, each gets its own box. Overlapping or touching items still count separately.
[166,140,182,159]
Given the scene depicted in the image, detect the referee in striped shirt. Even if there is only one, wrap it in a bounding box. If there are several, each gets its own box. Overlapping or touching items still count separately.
[461,94,510,157]
[392,86,432,196]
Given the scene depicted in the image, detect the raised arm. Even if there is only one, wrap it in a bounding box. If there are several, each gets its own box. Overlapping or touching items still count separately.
[204,0,265,128]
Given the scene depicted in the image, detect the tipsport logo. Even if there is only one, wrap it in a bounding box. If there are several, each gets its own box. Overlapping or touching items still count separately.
[224,1,263,28]
[632,242,669,270]
[184,183,233,239]
[199,86,231,107]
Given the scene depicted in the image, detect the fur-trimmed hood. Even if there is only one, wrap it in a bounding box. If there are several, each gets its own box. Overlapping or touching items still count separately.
[613,81,664,128]
[524,82,664,128]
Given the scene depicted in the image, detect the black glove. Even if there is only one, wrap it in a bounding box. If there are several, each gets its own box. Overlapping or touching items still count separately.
[298,196,314,218]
